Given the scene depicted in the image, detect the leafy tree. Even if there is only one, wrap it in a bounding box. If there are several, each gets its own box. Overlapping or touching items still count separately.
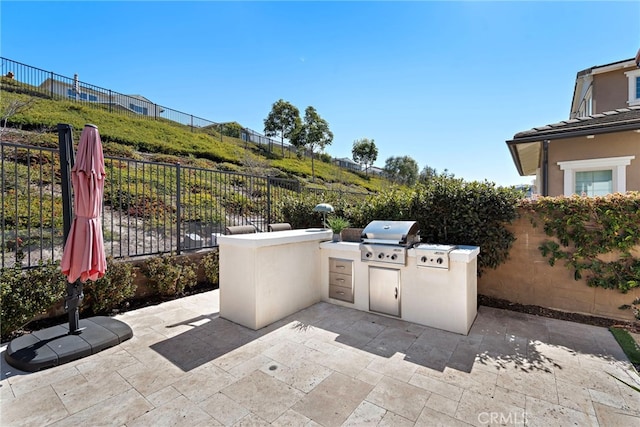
[418,165,453,184]
[219,121,243,138]
[352,138,378,175]
[290,106,333,182]
[263,99,300,156]
[383,155,419,186]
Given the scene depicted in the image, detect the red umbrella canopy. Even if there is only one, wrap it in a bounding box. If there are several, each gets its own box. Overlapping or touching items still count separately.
[61,124,107,283]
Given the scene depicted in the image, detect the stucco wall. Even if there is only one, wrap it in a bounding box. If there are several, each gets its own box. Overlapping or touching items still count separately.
[546,130,640,196]
[478,215,640,321]
[592,68,631,114]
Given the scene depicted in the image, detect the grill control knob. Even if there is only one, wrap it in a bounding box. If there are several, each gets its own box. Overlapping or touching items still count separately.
[436,257,443,264]
[420,256,427,263]
[391,254,397,260]
[378,253,385,259]
[365,252,372,258]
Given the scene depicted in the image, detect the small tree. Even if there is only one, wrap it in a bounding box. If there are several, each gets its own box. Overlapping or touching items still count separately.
[219,121,243,138]
[0,96,37,140]
[383,155,419,186]
[352,138,378,175]
[264,99,300,156]
[290,106,333,182]
[418,165,453,184]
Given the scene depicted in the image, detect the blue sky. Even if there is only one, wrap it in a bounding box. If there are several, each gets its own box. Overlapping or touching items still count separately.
[2,1,639,186]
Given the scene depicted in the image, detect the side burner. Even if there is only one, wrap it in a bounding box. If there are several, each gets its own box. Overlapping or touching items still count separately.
[415,244,457,269]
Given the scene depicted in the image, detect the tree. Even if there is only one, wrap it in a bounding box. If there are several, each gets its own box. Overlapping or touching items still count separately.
[290,106,333,182]
[383,155,419,186]
[0,97,36,140]
[219,121,242,139]
[351,138,378,175]
[419,166,454,184]
[263,99,300,156]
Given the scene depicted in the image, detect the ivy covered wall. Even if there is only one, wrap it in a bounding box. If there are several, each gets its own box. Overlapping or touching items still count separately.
[479,194,640,321]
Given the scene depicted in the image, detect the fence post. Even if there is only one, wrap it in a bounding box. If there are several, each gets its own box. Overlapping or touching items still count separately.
[108,90,112,113]
[155,103,158,120]
[267,177,272,226]
[50,72,54,98]
[176,163,181,255]
[190,115,194,132]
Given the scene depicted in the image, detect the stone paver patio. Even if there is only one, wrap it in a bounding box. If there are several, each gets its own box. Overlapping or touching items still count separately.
[2,289,639,426]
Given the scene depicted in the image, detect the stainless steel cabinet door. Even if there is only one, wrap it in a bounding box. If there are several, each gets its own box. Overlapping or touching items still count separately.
[369,266,400,317]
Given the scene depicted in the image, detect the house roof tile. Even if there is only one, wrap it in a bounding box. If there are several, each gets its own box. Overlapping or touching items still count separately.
[511,107,640,141]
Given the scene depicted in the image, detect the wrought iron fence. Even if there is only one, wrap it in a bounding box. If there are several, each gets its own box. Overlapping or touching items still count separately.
[0,142,62,269]
[0,57,301,156]
[1,141,369,269]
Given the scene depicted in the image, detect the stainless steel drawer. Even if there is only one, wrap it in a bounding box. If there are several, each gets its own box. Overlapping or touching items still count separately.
[329,284,354,303]
[329,258,352,274]
[329,272,352,288]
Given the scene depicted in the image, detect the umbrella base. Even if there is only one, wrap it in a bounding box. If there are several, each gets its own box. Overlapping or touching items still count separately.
[4,316,133,372]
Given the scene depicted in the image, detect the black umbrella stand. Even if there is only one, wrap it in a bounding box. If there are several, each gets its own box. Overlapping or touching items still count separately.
[4,124,132,372]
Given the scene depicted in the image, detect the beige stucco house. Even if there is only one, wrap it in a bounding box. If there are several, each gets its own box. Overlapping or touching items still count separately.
[507,57,640,196]
[38,76,163,118]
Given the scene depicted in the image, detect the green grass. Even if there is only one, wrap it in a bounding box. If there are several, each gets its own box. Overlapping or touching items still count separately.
[1,88,386,193]
[610,327,640,365]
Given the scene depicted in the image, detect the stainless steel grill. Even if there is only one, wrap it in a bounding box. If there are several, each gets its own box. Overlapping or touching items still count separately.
[360,220,420,265]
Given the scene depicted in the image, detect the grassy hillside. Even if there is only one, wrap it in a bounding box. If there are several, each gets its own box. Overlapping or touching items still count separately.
[1,85,387,193]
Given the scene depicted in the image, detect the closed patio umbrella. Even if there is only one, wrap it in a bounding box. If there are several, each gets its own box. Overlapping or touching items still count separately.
[60,124,106,283]
[5,124,131,372]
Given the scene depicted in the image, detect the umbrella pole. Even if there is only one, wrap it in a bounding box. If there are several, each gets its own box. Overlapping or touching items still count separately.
[65,281,84,334]
[58,124,84,335]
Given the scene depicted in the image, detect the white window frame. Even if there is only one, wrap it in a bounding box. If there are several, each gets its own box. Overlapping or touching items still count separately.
[557,156,635,196]
[624,68,640,106]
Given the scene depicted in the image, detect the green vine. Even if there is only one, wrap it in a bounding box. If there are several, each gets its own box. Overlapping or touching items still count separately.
[522,193,640,293]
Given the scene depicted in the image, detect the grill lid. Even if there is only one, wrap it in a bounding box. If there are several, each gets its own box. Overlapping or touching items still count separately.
[361,220,420,246]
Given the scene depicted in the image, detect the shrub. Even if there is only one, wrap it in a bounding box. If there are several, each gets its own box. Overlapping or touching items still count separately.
[349,187,413,226]
[279,176,522,274]
[202,250,220,285]
[410,178,521,272]
[1,261,66,338]
[319,152,332,163]
[82,257,137,315]
[277,189,368,229]
[143,253,197,296]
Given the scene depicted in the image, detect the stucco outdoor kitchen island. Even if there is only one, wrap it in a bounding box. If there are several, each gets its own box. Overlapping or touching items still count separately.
[218,228,331,330]
[219,227,480,335]
[319,242,480,335]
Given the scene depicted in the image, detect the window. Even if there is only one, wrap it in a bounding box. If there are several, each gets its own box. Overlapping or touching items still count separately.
[575,170,612,196]
[624,69,640,106]
[557,156,635,196]
[129,104,148,115]
[67,88,98,102]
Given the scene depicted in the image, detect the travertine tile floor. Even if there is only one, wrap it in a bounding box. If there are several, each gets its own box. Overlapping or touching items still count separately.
[2,289,639,426]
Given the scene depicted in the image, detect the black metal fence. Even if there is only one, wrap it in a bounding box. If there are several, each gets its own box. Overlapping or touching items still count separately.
[0,57,301,157]
[1,141,368,269]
